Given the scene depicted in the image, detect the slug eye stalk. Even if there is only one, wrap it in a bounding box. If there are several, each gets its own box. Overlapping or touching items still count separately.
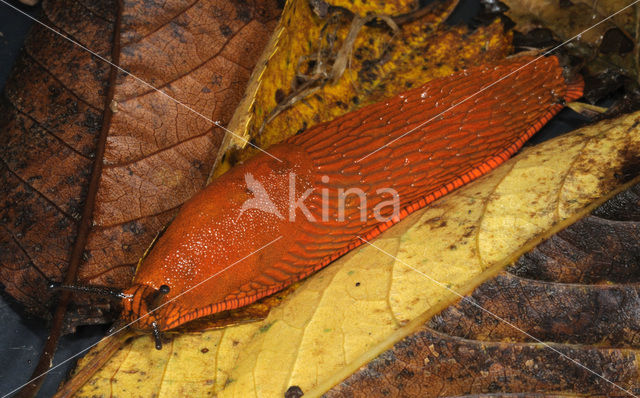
[146,285,170,314]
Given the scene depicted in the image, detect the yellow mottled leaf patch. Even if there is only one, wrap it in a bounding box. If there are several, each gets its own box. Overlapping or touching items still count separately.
[73,110,640,398]
[327,0,418,17]
[210,0,510,178]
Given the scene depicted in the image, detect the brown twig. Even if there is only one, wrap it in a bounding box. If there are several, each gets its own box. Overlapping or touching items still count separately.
[635,2,640,84]
[15,1,124,396]
[257,11,398,136]
[391,0,460,26]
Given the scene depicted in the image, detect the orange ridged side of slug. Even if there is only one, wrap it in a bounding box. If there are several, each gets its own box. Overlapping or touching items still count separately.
[120,55,584,332]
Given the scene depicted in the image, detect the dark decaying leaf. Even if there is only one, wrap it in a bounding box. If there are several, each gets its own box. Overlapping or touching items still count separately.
[0,0,282,330]
[495,0,640,117]
[325,182,640,397]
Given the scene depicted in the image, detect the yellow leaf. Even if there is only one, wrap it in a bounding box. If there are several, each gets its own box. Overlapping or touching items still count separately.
[326,0,418,17]
[73,110,640,398]
[210,0,511,178]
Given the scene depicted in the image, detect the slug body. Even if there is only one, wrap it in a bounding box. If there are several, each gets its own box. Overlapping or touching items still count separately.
[120,56,583,332]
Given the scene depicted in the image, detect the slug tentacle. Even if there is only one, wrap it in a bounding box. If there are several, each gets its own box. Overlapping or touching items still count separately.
[125,55,584,333]
[48,281,131,300]
[151,322,163,350]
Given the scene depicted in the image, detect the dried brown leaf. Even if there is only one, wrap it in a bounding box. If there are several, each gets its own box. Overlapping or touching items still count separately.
[0,0,282,330]
[503,0,638,85]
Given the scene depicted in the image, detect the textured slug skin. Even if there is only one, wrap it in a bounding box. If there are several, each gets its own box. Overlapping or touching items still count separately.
[120,55,584,331]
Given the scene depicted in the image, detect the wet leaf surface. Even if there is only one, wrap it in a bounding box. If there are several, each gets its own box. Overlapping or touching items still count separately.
[0,0,282,329]
[68,105,640,398]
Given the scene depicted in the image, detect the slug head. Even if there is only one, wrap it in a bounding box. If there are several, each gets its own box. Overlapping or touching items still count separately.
[118,283,172,349]
[48,281,172,349]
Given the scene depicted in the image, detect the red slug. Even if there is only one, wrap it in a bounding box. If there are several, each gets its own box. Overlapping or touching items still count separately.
[114,55,583,342]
